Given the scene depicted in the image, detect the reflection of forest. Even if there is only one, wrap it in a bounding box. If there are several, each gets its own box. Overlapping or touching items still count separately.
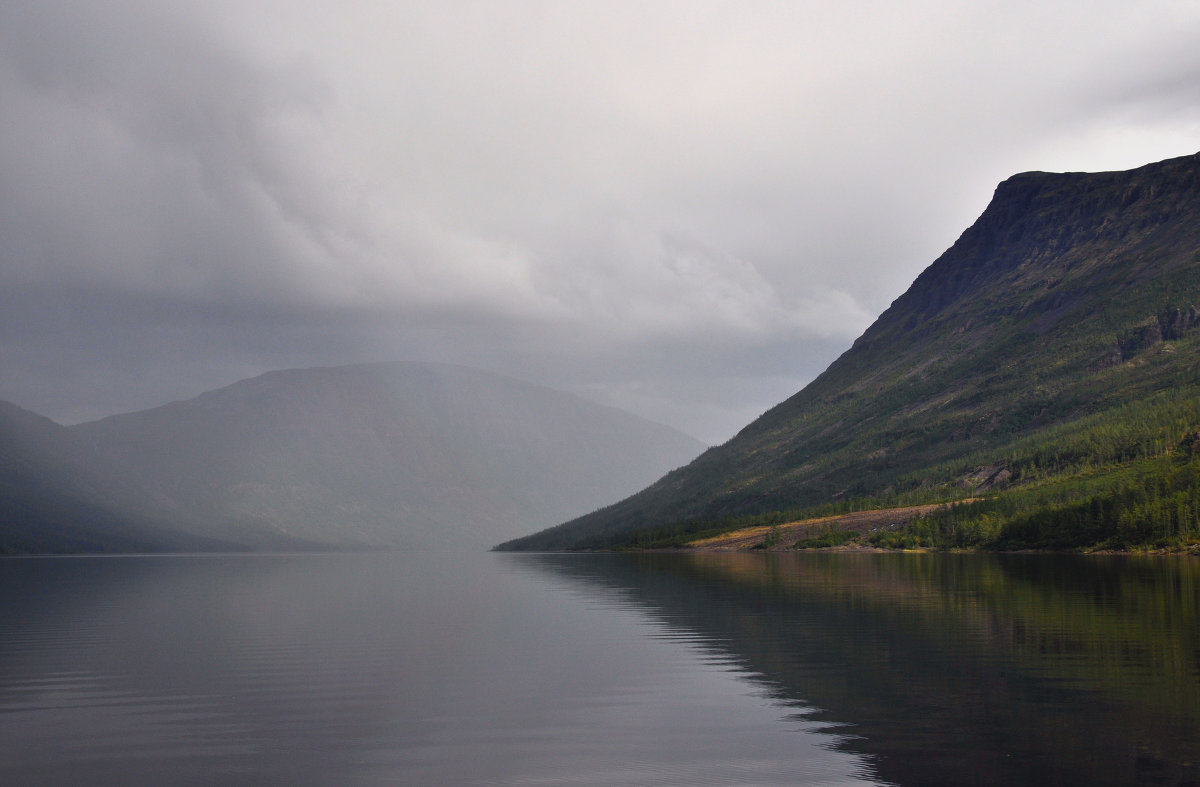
[522,553,1200,787]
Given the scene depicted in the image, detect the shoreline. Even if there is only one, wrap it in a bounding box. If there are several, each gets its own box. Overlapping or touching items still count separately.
[676,502,1200,555]
[684,502,968,551]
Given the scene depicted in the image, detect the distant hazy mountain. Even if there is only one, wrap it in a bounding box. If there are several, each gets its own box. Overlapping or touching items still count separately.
[0,363,703,552]
[500,151,1200,551]
[0,401,234,553]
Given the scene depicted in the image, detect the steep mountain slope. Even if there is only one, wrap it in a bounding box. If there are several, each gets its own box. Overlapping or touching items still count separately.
[0,402,234,553]
[500,151,1200,550]
[61,362,704,549]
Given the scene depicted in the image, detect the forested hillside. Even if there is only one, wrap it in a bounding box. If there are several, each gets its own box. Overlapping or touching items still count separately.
[499,152,1200,552]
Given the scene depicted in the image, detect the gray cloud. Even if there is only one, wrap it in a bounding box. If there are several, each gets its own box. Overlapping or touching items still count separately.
[2,1,1199,443]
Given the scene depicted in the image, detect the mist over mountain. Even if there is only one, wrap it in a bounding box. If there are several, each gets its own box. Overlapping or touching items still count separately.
[500,152,1200,551]
[1,363,703,552]
[0,401,234,553]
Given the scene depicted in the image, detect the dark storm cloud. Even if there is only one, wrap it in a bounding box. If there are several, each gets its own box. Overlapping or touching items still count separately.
[2,1,1199,442]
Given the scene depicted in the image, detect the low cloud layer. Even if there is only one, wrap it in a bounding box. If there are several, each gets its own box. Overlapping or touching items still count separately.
[3,1,1199,442]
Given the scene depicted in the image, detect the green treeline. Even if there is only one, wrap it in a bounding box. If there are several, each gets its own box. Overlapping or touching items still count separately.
[866,388,1200,551]
[612,385,1200,553]
[879,455,1200,551]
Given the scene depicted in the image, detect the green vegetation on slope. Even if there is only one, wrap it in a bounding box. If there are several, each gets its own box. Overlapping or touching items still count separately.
[497,152,1200,552]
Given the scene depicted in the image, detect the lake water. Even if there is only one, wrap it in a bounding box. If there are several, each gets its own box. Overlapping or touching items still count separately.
[0,551,1196,786]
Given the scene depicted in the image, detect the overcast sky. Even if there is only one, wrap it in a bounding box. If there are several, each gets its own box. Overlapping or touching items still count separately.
[2,1,1198,443]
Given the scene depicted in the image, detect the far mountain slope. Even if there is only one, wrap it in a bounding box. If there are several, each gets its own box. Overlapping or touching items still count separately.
[0,402,235,553]
[65,362,704,549]
[499,151,1200,550]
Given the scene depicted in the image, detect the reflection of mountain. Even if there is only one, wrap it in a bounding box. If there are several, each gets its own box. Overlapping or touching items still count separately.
[520,552,1200,787]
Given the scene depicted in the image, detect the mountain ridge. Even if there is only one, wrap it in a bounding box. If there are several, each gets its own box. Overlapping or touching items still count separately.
[1,362,704,552]
[0,400,241,553]
[499,151,1200,551]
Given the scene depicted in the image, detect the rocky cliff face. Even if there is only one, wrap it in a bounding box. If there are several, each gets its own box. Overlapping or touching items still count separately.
[1113,306,1200,362]
[501,152,1200,550]
[829,152,1200,390]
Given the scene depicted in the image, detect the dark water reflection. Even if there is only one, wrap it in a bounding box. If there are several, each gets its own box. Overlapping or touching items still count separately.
[520,552,1200,787]
[1,551,1196,785]
[0,552,878,786]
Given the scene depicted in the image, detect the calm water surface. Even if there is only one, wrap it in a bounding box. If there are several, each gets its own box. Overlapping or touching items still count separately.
[0,551,1196,786]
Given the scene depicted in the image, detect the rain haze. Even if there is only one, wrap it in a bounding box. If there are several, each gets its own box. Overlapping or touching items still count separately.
[2,1,1198,443]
